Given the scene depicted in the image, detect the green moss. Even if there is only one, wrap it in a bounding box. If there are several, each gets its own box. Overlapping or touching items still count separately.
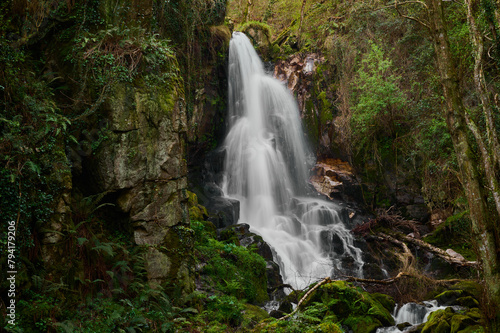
[435,290,465,305]
[450,281,482,299]
[456,325,485,333]
[187,191,209,221]
[300,280,393,331]
[422,308,454,333]
[344,316,383,333]
[371,293,396,314]
[450,314,477,333]
[313,321,343,333]
[456,296,479,308]
[244,303,270,322]
[240,21,273,40]
[194,222,268,304]
[464,308,482,321]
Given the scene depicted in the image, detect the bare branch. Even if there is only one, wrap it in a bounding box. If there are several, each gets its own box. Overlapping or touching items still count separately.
[394,0,431,30]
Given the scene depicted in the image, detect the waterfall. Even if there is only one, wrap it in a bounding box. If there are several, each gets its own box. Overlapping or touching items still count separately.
[222,32,363,289]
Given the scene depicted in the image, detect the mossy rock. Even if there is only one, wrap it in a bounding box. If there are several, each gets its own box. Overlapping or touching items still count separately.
[456,296,479,308]
[435,290,466,306]
[456,325,485,333]
[464,308,482,321]
[187,191,209,221]
[397,322,412,330]
[344,315,383,333]
[436,319,452,333]
[301,280,394,329]
[450,314,477,333]
[371,293,396,313]
[450,281,482,299]
[244,303,269,323]
[422,308,454,333]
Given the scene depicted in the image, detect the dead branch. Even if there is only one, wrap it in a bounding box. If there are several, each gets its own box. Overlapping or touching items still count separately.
[345,271,411,284]
[379,232,478,267]
[345,272,469,286]
[278,277,331,321]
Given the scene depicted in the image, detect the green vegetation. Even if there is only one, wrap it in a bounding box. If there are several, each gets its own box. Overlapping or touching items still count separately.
[256,280,394,333]
[192,220,269,305]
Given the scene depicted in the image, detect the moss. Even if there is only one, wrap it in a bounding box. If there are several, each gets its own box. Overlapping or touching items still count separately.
[456,325,485,333]
[422,308,454,333]
[456,296,479,308]
[314,321,343,333]
[464,308,482,321]
[435,290,465,305]
[240,21,273,40]
[450,281,482,299]
[371,293,396,313]
[244,303,270,322]
[187,191,209,221]
[300,280,393,330]
[450,314,477,332]
[344,315,383,333]
[436,319,452,333]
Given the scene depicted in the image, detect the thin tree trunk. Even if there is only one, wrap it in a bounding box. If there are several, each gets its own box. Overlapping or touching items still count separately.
[426,0,500,329]
[466,0,500,168]
[465,113,500,220]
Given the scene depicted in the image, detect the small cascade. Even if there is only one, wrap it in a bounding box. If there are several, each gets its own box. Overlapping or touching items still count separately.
[377,301,453,332]
[221,32,364,289]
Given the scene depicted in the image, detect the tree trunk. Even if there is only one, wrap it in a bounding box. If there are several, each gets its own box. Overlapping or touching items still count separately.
[465,0,500,219]
[426,0,500,330]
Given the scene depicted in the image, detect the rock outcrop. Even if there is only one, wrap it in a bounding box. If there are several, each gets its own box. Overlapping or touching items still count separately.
[85,79,193,293]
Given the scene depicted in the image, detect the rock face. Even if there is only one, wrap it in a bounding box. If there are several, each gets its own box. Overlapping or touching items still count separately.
[87,79,193,294]
[309,158,363,204]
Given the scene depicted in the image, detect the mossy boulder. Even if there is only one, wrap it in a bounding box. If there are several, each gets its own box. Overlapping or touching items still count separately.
[244,303,270,325]
[344,316,383,333]
[456,296,479,308]
[371,292,396,313]
[422,308,455,333]
[450,315,477,333]
[301,280,395,332]
[435,290,466,306]
[421,306,484,333]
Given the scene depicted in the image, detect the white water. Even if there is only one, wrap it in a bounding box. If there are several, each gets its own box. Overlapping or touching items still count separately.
[222,32,364,289]
[376,301,451,332]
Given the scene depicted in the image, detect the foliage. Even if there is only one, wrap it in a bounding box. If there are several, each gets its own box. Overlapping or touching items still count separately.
[350,41,408,165]
[256,280,393,333]
[192,221,268,304]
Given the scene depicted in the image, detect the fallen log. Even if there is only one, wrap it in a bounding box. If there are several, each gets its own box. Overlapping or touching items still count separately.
[379,232,478,267]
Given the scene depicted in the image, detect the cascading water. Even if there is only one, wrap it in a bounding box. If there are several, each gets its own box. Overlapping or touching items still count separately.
[376,301,457,332]
[221,32,364,290]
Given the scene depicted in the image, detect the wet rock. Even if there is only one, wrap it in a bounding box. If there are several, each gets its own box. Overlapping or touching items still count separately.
[206,197,240,228]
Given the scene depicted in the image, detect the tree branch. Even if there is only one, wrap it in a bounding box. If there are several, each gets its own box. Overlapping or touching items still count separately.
[278,277,331,321]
